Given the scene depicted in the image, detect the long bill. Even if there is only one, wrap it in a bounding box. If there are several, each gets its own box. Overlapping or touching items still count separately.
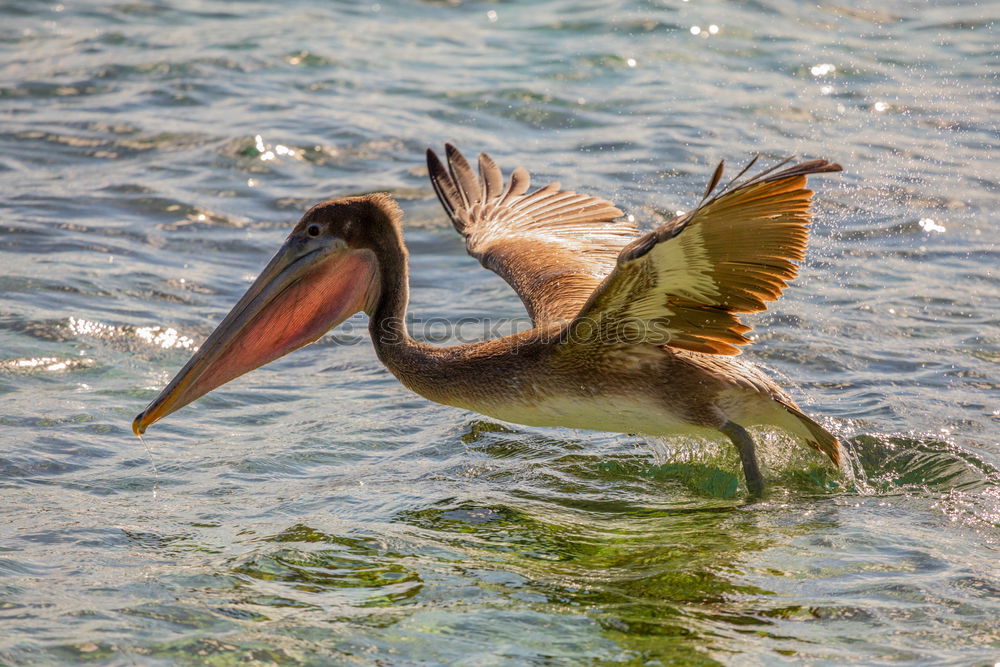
[132,237,378,436]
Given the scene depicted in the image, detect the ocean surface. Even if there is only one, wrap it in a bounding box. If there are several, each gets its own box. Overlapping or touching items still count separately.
[1,0,997,664]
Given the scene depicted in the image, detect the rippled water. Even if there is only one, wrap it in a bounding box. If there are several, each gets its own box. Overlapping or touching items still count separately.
[1,0,998,663]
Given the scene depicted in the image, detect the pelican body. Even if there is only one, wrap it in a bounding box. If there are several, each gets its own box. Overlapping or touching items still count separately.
[134,145,843,495]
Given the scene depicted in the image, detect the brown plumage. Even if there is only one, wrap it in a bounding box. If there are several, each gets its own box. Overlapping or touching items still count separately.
[427,145,635,324]
[134,144,844,497]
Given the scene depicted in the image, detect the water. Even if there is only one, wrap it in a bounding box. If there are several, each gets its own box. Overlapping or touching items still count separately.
[1,0,997,663]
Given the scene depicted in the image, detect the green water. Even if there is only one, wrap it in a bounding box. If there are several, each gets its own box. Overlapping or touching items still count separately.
[1,0,997,663]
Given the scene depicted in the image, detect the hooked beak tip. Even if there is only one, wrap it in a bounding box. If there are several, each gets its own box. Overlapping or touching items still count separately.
[132,412,147,437]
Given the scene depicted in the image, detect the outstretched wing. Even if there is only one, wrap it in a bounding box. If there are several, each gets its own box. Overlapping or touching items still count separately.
[567,157,843,355]
[427,144,638,326]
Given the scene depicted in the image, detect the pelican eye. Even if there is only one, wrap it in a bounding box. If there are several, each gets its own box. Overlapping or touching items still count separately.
[306,224,322,237]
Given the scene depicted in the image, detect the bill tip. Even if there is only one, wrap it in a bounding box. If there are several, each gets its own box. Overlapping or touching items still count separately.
[132,413,147,437]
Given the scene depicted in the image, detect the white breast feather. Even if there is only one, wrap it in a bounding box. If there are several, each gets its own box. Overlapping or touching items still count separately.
[476,394,716,439]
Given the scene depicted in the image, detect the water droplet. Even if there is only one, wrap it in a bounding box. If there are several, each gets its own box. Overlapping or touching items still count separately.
[918,217,946,233]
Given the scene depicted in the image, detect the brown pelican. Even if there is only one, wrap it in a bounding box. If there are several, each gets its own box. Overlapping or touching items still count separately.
[133,144,843,495]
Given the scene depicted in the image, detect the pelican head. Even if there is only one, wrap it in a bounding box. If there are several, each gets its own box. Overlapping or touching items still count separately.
[132,194,401,436]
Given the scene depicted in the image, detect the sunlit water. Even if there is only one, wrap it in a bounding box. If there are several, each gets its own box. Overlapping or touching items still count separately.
[1,0,997,664]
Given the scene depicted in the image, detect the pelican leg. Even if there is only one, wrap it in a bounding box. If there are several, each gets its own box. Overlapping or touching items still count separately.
[720,421,764,497]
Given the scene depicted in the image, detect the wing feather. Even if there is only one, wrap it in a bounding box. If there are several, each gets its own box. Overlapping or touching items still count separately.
[445,144,479,209]
[567,157,842,355]
[478,153,503,200]
[427,144,637,325]
[499,167,531,206]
